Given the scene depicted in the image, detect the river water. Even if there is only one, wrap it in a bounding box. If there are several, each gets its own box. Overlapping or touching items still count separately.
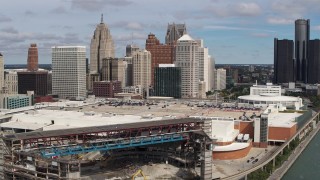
[282,132,320,179]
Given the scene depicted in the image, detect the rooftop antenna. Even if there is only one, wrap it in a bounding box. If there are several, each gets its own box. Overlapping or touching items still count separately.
[101,13,103,23]
[131,32,133,45]
[256,80,258,85]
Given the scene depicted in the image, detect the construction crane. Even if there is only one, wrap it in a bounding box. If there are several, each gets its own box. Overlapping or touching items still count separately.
[132,169,147,180]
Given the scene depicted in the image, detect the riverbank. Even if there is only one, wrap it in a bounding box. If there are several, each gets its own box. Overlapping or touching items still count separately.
[268,121,320,179]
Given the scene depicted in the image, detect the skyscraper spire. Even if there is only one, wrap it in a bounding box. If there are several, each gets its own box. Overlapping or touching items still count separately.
[101,13,103,23]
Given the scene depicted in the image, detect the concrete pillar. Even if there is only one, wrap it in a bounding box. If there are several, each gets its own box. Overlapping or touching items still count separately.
[273,158,275,167]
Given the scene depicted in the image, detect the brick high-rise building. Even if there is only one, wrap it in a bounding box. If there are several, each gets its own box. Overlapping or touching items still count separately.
[93,81,121,98]
[145,33,173,85]
[27,43,38,71]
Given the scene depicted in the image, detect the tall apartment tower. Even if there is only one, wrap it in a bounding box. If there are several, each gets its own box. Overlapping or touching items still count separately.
[145,33,173,85]
[52,46,86,99]
[27,43,38,71]
[197,39,210,92]
[295,19,310,82]
[274,38,294,84]
[214,69,226,90]
[175,34,199,98]
[89,14,115,89]
[132,50,151,96]
[0,53,4,89]
[165,23,187,45]
[307,40,320,84]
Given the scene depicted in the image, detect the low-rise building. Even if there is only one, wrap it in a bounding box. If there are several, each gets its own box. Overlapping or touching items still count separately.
[93,81,122,98]
[0,91,34,109]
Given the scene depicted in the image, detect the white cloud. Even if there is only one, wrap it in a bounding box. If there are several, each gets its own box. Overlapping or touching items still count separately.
[114,32,146,41]
[0,14,12,23]
[126,22,143,30]
[207,2,261,17]
[235,3,262,17]
[111,21,144,31]
[0,27,18,34]
[267,17,293,25]
[313,26,320,31]
[51,6,68,14]
[24,10,36,16]
[271,0,320,18]
[71,0,133,11]
[251,33,270,38]
[205,25,275,33]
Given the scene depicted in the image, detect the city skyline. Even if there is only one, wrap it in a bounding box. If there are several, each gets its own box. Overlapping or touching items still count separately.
[0,0,320,64]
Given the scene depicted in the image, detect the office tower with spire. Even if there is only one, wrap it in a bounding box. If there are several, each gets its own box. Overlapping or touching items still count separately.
[89,14,115,90]
[27,43,38,71]
[274,38,294,84]
[295,19,309,83]
[52,46,86,99]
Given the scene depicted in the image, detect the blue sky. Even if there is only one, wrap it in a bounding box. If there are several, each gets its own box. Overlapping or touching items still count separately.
[0,0,320,64]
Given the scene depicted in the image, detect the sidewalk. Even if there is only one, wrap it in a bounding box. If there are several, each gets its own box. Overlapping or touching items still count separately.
[268,123,320,180]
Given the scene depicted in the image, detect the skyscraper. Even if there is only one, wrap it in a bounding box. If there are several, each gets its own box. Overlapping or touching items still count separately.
[17,71,48,96]
[295,19,310,82]
[175,34,199,98]
[154,64,181,98]
[89,14,115,88]
[214,69,226,90]
[307,39,320,84]
[145,33,173,85]
[274,38,294,84]
[27,43,38,71]
[100,58,127,88]
[0,53,4,89]
[52,46,86,99]
[165,23,187,45]
[126,44,139,57]
[132,50,151,96]
[197,39,210,92]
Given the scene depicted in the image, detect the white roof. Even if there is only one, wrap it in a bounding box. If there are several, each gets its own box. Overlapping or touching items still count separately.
[268,112,300,128]
[51,46,86,48]
[0,121,44,130]
[238,95,300,102]
[159,64,175,68]
[1,109,165,131]
[213,142,250,152]
[177,34,194,41]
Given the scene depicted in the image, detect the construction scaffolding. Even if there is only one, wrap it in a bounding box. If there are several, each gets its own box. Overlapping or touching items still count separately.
[1,117,214,179]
